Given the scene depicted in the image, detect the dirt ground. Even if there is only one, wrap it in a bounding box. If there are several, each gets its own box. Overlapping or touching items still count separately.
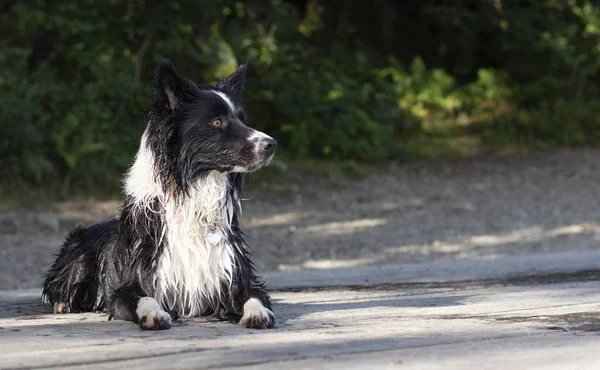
[1,149,599,290]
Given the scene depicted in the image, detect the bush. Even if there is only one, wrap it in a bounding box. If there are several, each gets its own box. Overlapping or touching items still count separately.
[2,1,600,193]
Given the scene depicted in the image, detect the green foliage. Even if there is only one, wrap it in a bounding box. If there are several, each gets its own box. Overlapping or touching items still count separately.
[2,0,600,194]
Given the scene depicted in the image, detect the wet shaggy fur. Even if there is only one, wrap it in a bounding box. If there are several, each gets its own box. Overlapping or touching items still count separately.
[42,59,277,329]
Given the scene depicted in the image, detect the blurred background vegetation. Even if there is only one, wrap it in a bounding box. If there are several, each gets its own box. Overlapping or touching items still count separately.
[2,0,600,198]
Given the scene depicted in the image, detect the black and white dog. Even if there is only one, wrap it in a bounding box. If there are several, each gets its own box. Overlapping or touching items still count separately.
[42,59,277,330]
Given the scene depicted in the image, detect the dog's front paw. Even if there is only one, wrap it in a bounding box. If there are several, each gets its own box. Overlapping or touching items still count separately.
[139,310,172,330]
[239,298,275,329]
[53,302,70,314]
[136,297,171,330]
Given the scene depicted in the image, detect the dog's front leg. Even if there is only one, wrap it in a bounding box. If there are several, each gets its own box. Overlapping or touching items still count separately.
[108,283,172,330]
[239,279,275,329]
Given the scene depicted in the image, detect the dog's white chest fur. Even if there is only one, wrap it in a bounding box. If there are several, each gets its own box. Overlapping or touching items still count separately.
[155,171,235,317]
[125,135,236,317]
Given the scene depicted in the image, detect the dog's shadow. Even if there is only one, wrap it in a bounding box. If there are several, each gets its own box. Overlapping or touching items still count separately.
[270,288,471,327]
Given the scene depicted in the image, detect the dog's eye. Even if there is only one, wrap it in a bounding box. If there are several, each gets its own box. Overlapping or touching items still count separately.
[210,119,224,128]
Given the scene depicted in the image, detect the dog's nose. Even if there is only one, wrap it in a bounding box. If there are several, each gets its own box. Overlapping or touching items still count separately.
[260,138,278,153]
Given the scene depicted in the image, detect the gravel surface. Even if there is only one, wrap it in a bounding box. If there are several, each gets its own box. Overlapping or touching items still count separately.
[1,149,599,290]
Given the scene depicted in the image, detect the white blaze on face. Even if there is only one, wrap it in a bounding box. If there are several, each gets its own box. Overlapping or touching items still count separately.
[212,90,236,112]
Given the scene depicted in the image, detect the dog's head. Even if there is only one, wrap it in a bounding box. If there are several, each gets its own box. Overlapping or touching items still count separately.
[148,59,276,185]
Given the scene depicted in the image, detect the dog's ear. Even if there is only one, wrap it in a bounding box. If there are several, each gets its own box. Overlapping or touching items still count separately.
[216,62,247,103]
[152,59,193,113]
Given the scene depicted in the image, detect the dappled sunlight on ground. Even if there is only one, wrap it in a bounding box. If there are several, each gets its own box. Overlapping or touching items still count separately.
[278,256,379,270]
[246,211,311,227]
[273,221,600,271]
[241,149,600,272]
[300,218,388,238]
[1,149,599,289]
[385,223,600,256]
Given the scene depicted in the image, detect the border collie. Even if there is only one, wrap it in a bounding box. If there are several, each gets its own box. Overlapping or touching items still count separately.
[42,59,277,330]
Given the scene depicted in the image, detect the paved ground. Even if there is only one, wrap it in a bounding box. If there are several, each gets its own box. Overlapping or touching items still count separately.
[2,149,600,290]
[1,250,600,369]
[1,149,599,368]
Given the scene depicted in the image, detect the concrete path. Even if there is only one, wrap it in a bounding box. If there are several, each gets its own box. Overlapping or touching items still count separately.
[2,250,600,369]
